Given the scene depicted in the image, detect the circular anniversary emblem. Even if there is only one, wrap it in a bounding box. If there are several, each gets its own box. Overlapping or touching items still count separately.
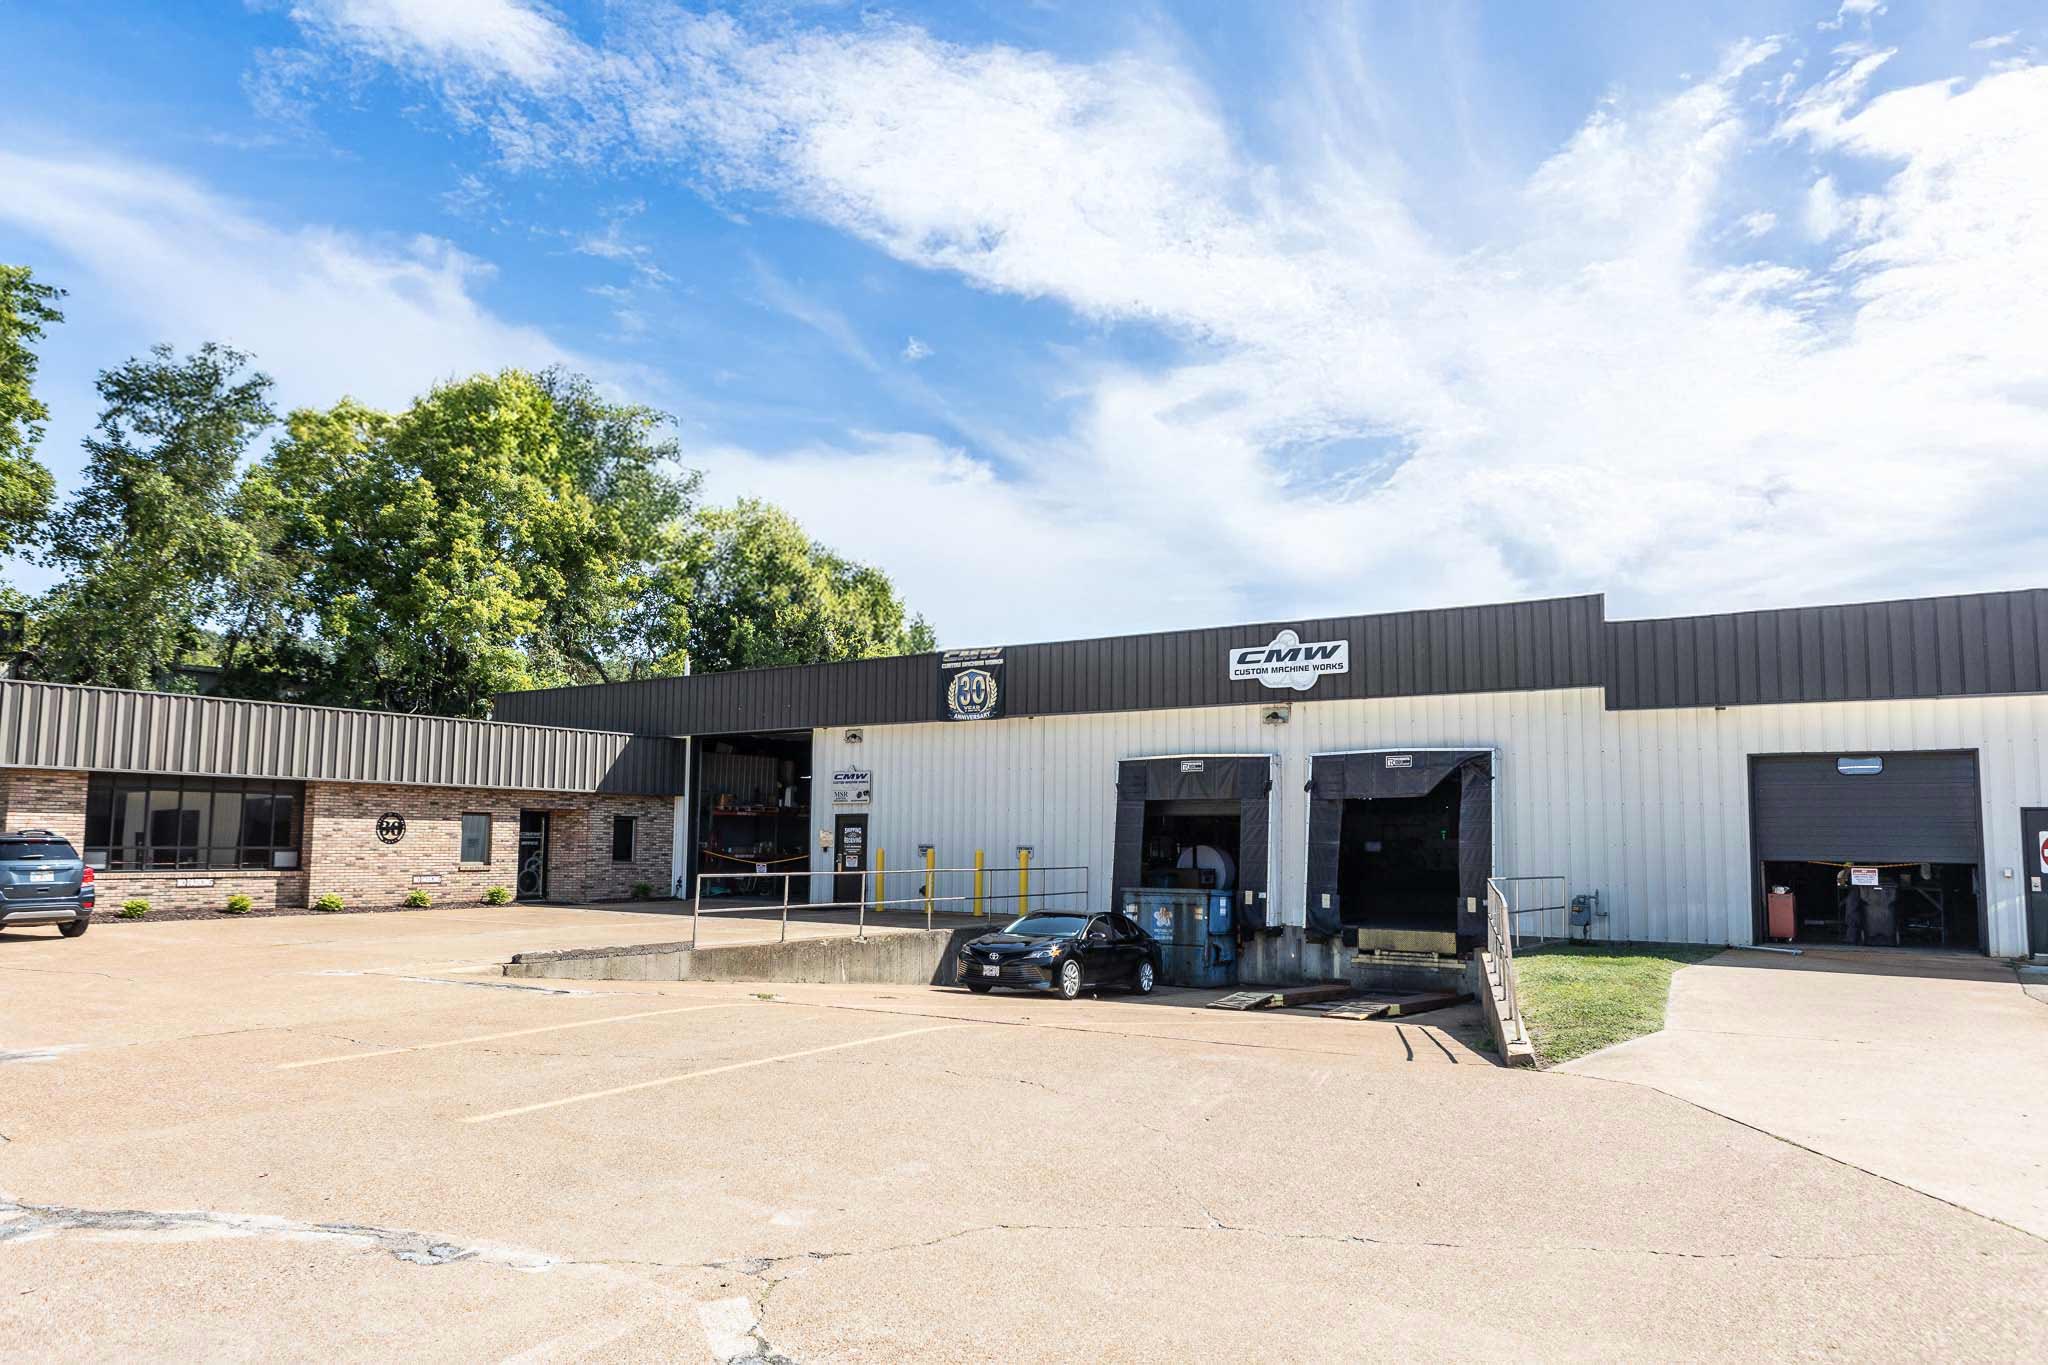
[376,812,407,845]
[946,667,999,720]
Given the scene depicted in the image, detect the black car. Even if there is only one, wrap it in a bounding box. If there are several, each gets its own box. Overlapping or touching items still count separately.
[0,829,94,938]
[957,909,1161,999]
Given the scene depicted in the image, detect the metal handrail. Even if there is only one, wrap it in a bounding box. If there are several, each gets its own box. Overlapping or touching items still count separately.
[1491,873,1570,946]
[687,864,1090,946]
[1484,877,1525,1042]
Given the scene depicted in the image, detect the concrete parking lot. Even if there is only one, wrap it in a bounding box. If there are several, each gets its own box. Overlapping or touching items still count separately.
[3,909,2045,1362]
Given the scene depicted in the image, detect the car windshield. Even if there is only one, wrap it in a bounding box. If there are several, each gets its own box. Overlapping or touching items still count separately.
[1004,913,1088,937]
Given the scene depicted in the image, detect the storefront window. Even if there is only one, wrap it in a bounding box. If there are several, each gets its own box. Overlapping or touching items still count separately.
[83,774,303,871]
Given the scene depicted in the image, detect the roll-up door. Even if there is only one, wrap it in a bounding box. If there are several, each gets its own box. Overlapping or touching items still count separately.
[1750,752,1981,864]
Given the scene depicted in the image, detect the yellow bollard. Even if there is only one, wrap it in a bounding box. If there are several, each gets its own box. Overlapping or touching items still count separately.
[875,848,885,915]
[1018,847,1032,916]
[973,849,986,916]
[924,846,936,927]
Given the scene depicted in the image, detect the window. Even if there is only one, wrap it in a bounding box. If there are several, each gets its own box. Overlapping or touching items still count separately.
[83,774,302,872]
[460,813,491,864]
[610,814,636,863]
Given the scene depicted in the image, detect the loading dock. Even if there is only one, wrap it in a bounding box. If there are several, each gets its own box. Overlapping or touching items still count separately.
[688,731,813,902]
[1750,751,1985,951]
[1111,755,1275,985]
[1306,749,1495,955]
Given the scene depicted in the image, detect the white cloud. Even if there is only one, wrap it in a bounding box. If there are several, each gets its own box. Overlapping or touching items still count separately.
[1971,33,2018,52]
[282,0,581,87]
[0,147,584,412]
[1819,0,1885,33]
[239,8,2048,632]
[901,336,932,363]
[1734,210,1778,238]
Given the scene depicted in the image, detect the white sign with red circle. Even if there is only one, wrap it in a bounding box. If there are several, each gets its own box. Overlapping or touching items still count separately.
[2037,830,2048,875]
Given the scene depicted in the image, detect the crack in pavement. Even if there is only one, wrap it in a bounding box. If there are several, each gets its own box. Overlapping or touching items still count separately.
[0,1194,558,1271]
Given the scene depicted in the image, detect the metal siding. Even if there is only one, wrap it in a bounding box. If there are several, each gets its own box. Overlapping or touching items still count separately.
[806,687,2041,958]
[495,596,1608,734]
[1605,589,2048,711]
[0,680,683,795]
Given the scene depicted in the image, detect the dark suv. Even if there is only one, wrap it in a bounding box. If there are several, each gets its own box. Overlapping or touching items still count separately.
[0,830,94,938]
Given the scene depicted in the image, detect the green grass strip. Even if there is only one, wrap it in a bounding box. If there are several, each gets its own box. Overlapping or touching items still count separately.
[1516,942,1723,1066]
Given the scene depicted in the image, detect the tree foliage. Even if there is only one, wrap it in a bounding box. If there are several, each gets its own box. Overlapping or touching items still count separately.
[240,369,701,715]
[35,344,274,688]
[5,281,934,712]
[0,265,63,558]
[688,498,935,672]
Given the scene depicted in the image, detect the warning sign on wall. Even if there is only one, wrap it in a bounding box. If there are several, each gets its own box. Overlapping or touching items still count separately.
[1849,866,1879,887]
[2037,830,2048,875]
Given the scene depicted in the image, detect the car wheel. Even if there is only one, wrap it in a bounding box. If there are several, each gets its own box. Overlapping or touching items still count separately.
[1132,959,1156,995]
[58,919,89,938]
[1056,958,1083,1000]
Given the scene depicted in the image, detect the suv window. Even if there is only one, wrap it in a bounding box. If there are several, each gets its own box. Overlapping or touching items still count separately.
[0,837,79,860]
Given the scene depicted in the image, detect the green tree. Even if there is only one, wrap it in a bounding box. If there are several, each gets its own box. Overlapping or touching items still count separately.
[243,369,701,715]
[687,498,936,672]
[35,343,275,688]
[0,265,64,558]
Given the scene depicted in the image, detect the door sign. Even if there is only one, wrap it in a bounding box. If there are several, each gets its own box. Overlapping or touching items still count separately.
[2036,830,2047,875]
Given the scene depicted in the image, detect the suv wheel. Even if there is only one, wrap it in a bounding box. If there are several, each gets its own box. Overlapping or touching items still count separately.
[58,919,89,938]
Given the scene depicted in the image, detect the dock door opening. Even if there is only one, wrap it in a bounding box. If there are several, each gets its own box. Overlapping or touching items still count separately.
[688,731,813,903]
[1111,756,1274,987]
[1307,749,1493,954]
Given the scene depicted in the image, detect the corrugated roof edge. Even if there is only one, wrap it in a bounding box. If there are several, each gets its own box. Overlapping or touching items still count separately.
[489,590,1606,705]
[1603,585,2047,625]
[0,677,642,739]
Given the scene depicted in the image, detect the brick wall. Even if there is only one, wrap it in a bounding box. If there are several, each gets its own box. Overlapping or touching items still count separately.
[0,767,674,913]
[303,781,672,910]
[0,769,87,847]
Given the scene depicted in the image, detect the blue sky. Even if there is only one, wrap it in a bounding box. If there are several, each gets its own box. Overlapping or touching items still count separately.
[2,1,2044,645]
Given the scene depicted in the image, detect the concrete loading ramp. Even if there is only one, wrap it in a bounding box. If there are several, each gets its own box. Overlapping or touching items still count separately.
[505,923,989,986]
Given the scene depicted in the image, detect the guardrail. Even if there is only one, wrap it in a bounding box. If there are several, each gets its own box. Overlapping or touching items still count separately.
[686,863,1090,948]
[1484,877,1527,1044]
[1491,874,1570,947]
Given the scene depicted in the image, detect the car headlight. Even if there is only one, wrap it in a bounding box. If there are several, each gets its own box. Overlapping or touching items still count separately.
[1023,945,1058,961]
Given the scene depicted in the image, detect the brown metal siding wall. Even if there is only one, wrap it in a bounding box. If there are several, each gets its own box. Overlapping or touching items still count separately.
[1604,589,2048,710]
[0,681,684,795]
[492,595,1607,733]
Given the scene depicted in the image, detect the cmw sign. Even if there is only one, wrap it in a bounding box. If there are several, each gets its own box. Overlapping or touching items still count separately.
[1228,629,1350,692]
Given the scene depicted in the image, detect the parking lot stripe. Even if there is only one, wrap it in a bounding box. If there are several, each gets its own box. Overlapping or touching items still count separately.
[461,1023,973,1123]
[276,1003,749,1070]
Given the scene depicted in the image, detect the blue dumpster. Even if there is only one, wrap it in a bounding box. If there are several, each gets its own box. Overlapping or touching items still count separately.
[1123,888,1236,988]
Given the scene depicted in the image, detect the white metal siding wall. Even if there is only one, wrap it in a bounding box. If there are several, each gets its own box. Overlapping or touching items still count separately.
[808,688,2048,958]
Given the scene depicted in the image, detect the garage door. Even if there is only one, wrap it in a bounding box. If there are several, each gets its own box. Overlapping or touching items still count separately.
[1751,751,1981,864]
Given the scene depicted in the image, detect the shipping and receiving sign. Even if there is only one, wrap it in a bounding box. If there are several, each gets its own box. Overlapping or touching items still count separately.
[939,647,1006,721]
[831,768,872,806]
[1228,629,1350,692]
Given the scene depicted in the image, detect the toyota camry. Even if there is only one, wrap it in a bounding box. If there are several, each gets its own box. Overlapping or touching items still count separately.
[955,909,1161,999]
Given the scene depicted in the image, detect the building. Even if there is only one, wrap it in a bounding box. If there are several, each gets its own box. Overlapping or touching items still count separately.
[0,682,681,912]
[493,589,2048,977]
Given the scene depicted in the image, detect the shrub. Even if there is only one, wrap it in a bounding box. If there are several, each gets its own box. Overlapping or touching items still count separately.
[222,894,254,915]
[403,888,432,908]
[313,893,346,913]
[630,881,654,900]
[117,898,150,919]
[482,886,512,905]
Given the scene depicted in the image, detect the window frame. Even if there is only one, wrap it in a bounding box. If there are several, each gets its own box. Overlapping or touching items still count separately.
[610,814,637,864]
[459,812,492,866]
[82,773,303,873]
